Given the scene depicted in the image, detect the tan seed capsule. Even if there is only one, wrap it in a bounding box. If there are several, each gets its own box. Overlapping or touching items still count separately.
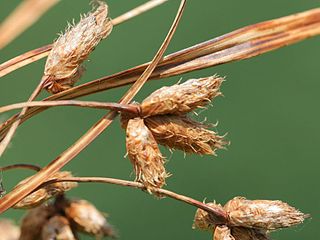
[140,76,223,117]
[213,226,235,240]
[20,204,55,240]
[0,219,20,240]
[14,171,77,209]
[230,227,269,240]
[224,197,309,230]
[44,1,113,94]
[126,118,168,190]
[145,115,227,155]
[192,202,224,231]
[42,216,77,240]
[63,199,116,238]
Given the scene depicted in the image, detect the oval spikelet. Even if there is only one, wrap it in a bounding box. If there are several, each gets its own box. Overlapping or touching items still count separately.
[140,76,223,117]
[214,226,235,240]
[20,204,55,240]
[126,118,168,190]
[145,115,228,155]
[41,216,76,240]
[14,171,77,209]
[192,202,224,230]
[224,197,309,230]
[230,227,269,240]
[62,199,116,238]
[44,1,113,93]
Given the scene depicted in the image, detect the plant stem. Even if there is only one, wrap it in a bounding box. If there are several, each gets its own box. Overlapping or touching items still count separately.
[40,176,228,224]
[0,164,41,172]
[0,100,140,116]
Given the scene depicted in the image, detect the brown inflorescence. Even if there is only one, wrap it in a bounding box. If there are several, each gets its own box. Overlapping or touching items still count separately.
[41,215,77,240]
[14,171,77,209]
[224,197,308,230]
[0,219,20,240]
[145,115,227,155]
[62,198,116,238]
[230,227,269,240]
[126,118,168,191]
[20,204,56,240]
[140,76,223,117]
[213,226,235,240]
[43,1,113,94]
[192,202,224,231]
[192,196,309,240]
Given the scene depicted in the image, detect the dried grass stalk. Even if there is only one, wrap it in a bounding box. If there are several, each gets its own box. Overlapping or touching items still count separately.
[140,76,223,117]
[0,0,59,49]
[145,115,227,155]
[44,1,113,93]
[126,118,168,190]
[41,215,77,240]
[224,197,308,230]
[14,171,77,209]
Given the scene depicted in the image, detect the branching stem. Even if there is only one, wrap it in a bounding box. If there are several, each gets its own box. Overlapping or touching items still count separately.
[40,176,228,224]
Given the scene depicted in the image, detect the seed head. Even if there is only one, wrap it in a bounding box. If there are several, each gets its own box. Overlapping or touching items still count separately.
[140,76,223,117]
[14,171,77,209]
[62,199,116,238]
[126,118,168,191]
[41,215,77,240]
[44,1,113,94]
[192,202,224,230]
[20,204,55,240]
[224,197,309,230]
[0,219,20,240]
[230,227,269,240]
[145,115,227,155]
[213,226,235,240]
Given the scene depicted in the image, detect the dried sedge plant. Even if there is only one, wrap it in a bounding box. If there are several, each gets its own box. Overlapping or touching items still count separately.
[0,0,319,239]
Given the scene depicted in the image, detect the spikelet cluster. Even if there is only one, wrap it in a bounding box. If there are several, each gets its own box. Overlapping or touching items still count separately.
[43,1,113,94]
[126,118,168,191]
[140,76,223,117]
[145,115,226,155]
[19,196,116,240]
[224,197,308,230]
[192,197,309,240]
[13,171,77,209]
[123,76,227,191]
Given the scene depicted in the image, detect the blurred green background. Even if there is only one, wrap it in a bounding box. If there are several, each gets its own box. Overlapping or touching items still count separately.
[0,0,319,239]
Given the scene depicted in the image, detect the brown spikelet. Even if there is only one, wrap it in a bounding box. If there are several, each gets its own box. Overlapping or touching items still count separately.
[20,204,55,240]
[230,227,269,240]
[213,226,235,240]
[126,118,169,190]
[224,197,309,230]
[44,1,113,94]
[0,219,20,240]
[14,171,77,209]
[62,199,116,238]
[140,76,223,117]
[192,202,224,230]
[145,115,228,155]
[41,215,77,240]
